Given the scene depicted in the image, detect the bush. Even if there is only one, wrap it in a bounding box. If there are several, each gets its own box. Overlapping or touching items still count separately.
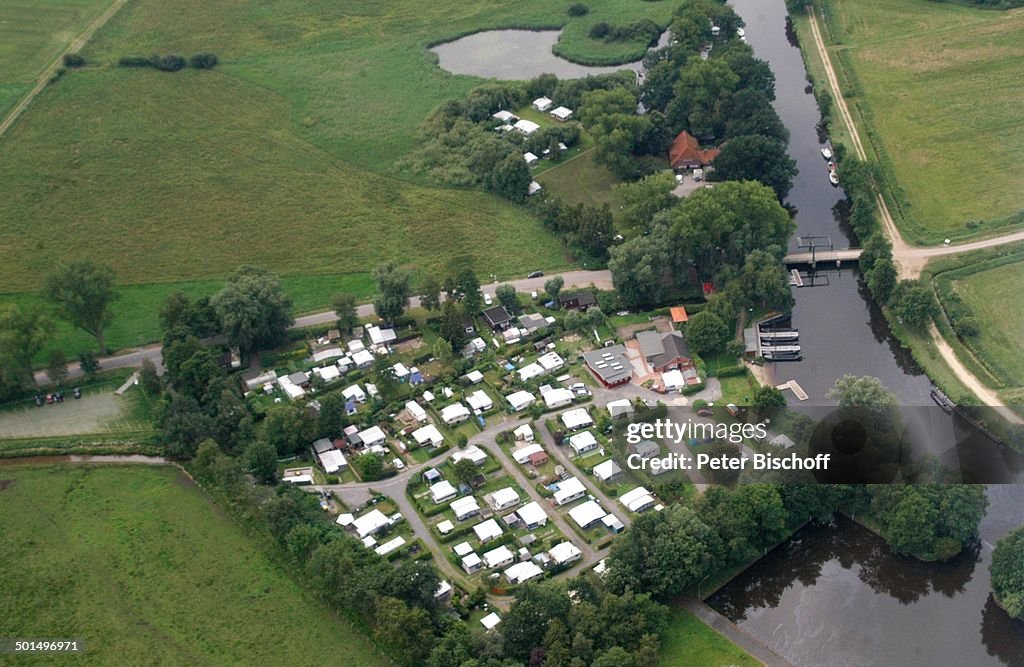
[63,53,86,68]
[568,2,589,16]
[190,53,219,69]
[589,22,611,39]
[118,56,152,68]
[152,54,187,72]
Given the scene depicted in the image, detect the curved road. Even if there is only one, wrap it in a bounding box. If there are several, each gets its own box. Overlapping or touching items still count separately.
[34,269,613,384]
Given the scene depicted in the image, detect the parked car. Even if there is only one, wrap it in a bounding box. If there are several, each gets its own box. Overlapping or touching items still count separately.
[528,271,544,278]
[697,407,714,417]
[392,457,405,470]
[483,293,493,305]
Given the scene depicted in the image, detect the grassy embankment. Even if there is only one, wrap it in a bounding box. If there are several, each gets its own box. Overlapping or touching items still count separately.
[0,465,391,666]
[660,606,760,667]
[0,0,676,356]
[806,0,1024,244]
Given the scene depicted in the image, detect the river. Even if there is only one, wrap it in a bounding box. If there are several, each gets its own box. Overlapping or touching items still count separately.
[730,0,936,406]
[708,485,1024,666]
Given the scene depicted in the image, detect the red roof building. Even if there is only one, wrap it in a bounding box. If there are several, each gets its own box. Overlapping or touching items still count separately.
[669,131,720,170]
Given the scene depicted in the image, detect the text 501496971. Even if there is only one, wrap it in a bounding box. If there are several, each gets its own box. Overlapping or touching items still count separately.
[0,639,83,654]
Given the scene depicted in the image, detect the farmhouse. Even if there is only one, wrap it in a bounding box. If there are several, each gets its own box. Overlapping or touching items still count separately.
[404,400,428,423]
[483,305,515,331]
[440,402,471,425]
[568,500,606,528]
[532,96,553,112]
[473,518,503,543]
[451,445,487,467]
[450,496,481,521]
[412,423,445,448]
[483,545,515,569]
[516,501,549,530]
[430,480,458,504]
[553,477,587,506]
[620,486,656,513]
[606,398,634,419]
[514,119,540,135]
[506,390,536,412]
[583,346,632,388]
[550,106,573,121]
[514,424,535,441]
[669,130,720,170]
[636,330,693,373]
[561,408,594,431]
[593,459,622,483]
[351,509,390,539]
[462,552,483,574]
[512,443,546,465]
[568,431,599,456]
[549,541,582,566]
[466,389,493,412]
[543,387,575,410]
[557,291,597,311]
[505,561,544,584]
[489,487,521,512]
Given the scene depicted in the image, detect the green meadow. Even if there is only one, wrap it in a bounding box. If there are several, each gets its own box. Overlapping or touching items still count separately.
[0,465,391,666]
[819,0,1024,242]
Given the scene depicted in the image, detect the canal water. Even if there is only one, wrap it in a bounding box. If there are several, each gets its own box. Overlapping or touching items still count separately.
[731,0,936,405]
[708,485,1024,667]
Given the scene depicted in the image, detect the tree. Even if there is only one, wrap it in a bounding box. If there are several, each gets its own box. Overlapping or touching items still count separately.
[373,597,435,666]
[709,134,798,200]
[262,403,316,457]
[614,172,678,234]
[753,385,787,412]
[355,453,386,480]
[585,306,605,329]
[725,88,788,143]
[452,458,479,487]
[385,560,441,609]
[503,582,573,660]
[418,275,442,312]
[438,300,466,348]
[489,152,532,201]
[733,248,793,311]
[78,351,100,378]
[432,338,454,367]
[544,276,565,302]
[685,311,729,356]
[44,259,117,353]
[46,350,68,387]
[866,258,898,304]
[372,261,412,324]
[161,395,214,459]
[496,284,519,312]
[606,504,722,599]
[332,293,359,333]
[890,280,938,327]
[372,356,399,401]
[138,358,162,396]
[870,485,988,561]
[246,439,279,484]
[452,266,483,315]
[990,526,1024,619]
[608,230,672,309]
[0,304,52,391]
[211,266,294,353]
[665,58,739,140]
[827,375,898,412]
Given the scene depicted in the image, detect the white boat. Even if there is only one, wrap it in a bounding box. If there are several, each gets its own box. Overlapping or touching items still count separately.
[737,27,746,37]
[821,147,833,160]
[829,170,839,186]
[827,160,837,171]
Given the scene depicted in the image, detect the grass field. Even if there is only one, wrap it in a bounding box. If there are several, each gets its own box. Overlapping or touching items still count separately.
[0,0,675,300]
[947,259,1024,390]
[0,0,113,117]
[537,149,624,214]
[0,465,390,666]
[817,0,1024,242]
[660,606,759,667]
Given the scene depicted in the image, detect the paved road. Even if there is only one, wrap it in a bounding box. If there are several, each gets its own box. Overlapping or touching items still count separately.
[0,0,130,139]
[34,269,612,385]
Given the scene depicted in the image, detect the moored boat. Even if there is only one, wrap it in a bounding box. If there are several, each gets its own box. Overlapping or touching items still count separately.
[821,146,833,160]
[829,170,839,186]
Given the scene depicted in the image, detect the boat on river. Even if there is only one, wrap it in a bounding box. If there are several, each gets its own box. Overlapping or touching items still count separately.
[829,170,839,186]
[821,146,833,160]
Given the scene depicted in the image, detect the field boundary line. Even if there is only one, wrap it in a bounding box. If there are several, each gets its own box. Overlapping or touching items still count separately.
[0,0,130,140]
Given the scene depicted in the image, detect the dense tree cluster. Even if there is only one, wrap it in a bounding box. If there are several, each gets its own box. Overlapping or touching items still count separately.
[990,526,1024,619]
[869,485,988,561]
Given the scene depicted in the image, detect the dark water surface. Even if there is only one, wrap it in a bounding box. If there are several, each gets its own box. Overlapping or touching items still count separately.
[708,485,1024,666]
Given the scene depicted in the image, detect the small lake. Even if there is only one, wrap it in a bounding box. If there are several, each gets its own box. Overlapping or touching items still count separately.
[708,485,1024,666]
[431,30,645,80]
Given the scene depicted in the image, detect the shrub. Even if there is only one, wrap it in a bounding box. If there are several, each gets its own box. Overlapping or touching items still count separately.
[63,53,86,68]
[190,53,219,69]
[118,56,152,68]
[568,3,589,16]
[152,54,187,72]
[589,22,611,39]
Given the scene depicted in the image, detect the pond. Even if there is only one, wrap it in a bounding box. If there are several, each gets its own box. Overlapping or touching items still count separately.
[431,30,645,80]
[708,485,1024,666]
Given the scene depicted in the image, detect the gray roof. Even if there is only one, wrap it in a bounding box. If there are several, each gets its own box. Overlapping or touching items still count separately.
[583,345,631,385]
[630,440,661,458]
[637,330,690,368]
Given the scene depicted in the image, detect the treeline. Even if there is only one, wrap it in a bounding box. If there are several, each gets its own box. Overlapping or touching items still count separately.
[403,72,631,200]
[119,53,219,71]
[836,155,938,328]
